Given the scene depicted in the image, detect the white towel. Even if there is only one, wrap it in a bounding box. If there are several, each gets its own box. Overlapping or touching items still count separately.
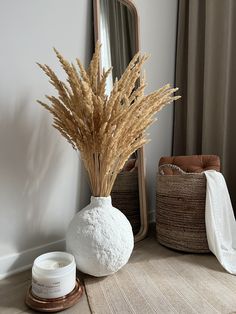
[205,170,236,274]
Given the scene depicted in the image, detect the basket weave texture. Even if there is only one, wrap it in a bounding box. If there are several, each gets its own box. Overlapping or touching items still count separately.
[156,155,220,253]
[111,169,140,235]
[157,172,209,252]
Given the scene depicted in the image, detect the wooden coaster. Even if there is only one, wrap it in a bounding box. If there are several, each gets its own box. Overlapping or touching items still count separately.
[25,278,83,312]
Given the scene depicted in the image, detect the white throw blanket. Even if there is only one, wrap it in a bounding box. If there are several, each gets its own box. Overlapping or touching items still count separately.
[205,170,236,274]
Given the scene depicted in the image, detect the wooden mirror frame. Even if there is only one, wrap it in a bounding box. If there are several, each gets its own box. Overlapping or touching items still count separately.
[93,0,148,242]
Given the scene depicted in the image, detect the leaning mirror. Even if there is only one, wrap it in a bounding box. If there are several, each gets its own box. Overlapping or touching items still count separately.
[93,0,148,242]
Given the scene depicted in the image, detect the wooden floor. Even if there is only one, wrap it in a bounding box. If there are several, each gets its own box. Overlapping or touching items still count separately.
[1,234,236,314]
[0,269,91,314]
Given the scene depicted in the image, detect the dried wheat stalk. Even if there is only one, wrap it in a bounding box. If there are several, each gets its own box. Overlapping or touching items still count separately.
[37,42,180,196]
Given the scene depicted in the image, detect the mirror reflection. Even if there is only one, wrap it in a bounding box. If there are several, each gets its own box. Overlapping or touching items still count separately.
[99,0,137,93]
[98,0,141,235]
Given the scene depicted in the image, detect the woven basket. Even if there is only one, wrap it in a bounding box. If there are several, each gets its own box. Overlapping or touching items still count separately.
[111,169,140,235]
[156,164,210,253]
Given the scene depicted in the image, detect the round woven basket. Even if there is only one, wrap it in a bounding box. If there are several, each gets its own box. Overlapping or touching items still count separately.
[111,169,140,235]
[156,164,210,253]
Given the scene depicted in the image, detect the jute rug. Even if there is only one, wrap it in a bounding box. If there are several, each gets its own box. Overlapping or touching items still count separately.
[84,236,236,314]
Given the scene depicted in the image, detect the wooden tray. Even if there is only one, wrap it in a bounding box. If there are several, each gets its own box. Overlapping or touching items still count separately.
[25,278,83,312]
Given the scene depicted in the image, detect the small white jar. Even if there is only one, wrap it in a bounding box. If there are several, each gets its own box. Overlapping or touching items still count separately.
[32,252,76,299]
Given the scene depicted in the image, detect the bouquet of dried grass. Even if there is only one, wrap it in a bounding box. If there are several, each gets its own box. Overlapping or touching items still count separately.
[37,43,180,197]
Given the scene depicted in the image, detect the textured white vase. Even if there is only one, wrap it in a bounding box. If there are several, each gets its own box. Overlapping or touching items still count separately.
[66,196,134,277]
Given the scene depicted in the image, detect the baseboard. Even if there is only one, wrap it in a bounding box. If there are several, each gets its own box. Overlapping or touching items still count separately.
[0,239,65,280]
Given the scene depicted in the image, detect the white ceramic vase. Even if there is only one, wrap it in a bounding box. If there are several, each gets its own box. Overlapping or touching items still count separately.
[66,196,134,277]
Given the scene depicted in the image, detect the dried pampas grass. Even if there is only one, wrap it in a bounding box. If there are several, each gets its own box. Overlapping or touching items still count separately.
[37,42,180,196]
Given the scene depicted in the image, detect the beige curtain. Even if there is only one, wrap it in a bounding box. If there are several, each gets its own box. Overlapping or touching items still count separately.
[173,0,236,208]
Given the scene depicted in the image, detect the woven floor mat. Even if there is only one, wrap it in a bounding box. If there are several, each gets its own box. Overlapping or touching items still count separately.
[84,237,236,314]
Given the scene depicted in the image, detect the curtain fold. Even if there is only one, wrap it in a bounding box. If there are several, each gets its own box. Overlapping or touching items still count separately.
[100,0,135,82]
[173,0,236,208]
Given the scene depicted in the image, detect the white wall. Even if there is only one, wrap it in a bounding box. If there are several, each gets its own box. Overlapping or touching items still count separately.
[134,0,178,219]
[0,0,178,278]
[0,0,92,278]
